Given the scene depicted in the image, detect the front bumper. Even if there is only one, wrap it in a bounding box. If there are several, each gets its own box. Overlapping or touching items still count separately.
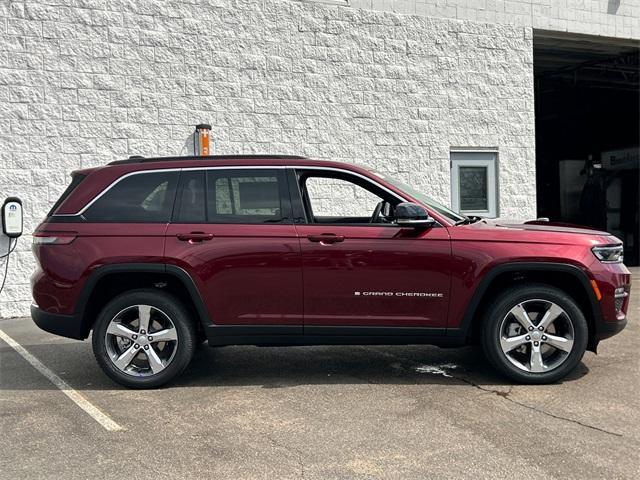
[588,259,631,342]
[594,316,627,341]
[31,304,85,340]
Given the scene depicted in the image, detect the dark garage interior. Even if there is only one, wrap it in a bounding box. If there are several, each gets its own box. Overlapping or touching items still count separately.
[534,32,640,266]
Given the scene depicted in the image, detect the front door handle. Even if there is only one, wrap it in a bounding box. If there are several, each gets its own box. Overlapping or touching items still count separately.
[307,234,345,244]
[176,232,214,242]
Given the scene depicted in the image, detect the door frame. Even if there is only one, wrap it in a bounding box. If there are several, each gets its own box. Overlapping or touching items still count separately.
[289,166,452,334]
[167,165,304,332]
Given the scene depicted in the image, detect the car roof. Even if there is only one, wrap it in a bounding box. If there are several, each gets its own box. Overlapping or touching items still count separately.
[99,154,373,175]
[108,154,309,166]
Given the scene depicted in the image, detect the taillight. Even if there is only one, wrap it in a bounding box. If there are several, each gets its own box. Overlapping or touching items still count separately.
[32,232,77,245]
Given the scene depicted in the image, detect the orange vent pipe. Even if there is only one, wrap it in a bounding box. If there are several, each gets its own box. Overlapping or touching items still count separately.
[195,124,211,156]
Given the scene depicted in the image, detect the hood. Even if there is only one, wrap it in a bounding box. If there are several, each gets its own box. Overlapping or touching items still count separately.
[451,219,621,247]
[498,220,611,237]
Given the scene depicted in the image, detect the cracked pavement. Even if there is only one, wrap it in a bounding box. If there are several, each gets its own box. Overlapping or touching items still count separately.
[1,269,638,479]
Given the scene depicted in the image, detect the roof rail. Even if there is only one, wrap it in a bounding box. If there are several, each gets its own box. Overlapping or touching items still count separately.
[108,154,308,166]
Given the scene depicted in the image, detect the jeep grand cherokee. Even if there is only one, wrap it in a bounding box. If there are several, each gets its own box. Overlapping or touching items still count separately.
[31,155,631,388]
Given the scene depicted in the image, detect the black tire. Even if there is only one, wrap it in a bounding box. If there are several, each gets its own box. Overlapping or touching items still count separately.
[481,283,588,384]
[92,289,196,389]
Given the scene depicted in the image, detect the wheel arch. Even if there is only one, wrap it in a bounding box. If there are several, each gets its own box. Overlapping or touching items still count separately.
[455,262,601,352]
[75,263,210,338]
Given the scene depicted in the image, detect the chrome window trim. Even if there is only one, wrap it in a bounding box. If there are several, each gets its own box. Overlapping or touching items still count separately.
[54,168,182,217]
[55,165,410,217]
[291,166,409,204]
[55,166,287,217]
[292,166,444,227]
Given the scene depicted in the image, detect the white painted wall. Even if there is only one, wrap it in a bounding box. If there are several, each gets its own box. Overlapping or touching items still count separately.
[1,0,543,317]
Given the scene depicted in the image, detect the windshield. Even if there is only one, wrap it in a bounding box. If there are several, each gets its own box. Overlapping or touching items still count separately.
[372,171,467,223]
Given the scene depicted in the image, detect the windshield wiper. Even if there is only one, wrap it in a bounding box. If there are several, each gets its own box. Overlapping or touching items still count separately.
[455,215,483,226]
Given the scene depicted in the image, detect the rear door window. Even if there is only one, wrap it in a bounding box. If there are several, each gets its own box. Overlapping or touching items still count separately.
[174,170,206,223]
[206,169,290,224]
[83,171,178,222]
[172,168,292,224]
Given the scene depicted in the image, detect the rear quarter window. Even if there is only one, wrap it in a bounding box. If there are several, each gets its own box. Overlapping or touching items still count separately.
[83,171,179,223]
[48,173,86,216]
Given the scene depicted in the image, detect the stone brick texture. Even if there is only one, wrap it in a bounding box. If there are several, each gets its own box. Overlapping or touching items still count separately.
[355,0,640,39]
[0,0,539,317]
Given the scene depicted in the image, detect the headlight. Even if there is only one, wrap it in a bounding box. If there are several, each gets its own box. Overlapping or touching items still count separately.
[592,245,624,263]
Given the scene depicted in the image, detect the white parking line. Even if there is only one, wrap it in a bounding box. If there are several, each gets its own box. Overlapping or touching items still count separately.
[0,329,125,432]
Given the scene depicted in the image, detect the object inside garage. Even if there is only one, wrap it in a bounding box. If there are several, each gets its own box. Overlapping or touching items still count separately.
[534,32,640,266]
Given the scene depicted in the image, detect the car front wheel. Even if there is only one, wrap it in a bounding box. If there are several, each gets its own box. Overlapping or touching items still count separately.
[481,284,588,384]
[92,289,196,389]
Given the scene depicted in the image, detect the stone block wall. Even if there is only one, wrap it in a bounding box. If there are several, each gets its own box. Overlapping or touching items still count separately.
[351,0,639,39]
[0,0,536,317]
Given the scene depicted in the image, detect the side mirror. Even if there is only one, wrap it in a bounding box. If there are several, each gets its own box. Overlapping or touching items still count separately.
[395,202,434,229]
[2,197,23,238]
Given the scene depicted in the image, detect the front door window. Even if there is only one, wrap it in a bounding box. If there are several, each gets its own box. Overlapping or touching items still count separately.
[299,171,397,225]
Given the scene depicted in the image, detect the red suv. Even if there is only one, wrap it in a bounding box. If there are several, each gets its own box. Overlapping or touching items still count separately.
[31,155,631,388]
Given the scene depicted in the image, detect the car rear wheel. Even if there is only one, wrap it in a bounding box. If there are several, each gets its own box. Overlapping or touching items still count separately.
[92,289,196,389]
[481,284,588,384]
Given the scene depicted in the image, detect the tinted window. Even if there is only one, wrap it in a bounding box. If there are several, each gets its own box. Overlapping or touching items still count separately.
[175,170,206,223]
[48,173,85,216]
[206,169,288,224]
[84,171,178,222]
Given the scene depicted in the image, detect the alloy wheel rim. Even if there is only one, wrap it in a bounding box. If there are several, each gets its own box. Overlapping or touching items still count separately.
[105,305,178,377]
[499,299,575,374]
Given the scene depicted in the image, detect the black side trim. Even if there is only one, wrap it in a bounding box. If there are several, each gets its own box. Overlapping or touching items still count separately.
[206,325,302,336]
[75,263,164,318]
[165,265,210,329]
[75,263,210,337]
[31,304,84,340]
[448,262,602,338]
[205,325,450,346]
[208,335,464,347]
[207,334,463,347]
[304,326,447,336]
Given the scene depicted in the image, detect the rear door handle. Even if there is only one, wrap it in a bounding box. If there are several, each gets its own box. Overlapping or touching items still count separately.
[176,232,214,242]
[307,234,345,244]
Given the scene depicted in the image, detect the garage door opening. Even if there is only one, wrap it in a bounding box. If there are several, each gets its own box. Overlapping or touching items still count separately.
[534,32,639,266]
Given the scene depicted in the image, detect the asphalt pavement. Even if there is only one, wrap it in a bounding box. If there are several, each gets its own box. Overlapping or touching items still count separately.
[1,269,638,479]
